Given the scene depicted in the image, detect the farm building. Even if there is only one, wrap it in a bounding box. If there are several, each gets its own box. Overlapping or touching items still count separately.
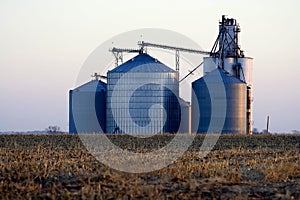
[69,15,253,134]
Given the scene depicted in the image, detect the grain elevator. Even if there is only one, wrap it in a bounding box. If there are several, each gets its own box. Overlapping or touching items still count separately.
[192,15,253,134]
[69,15,253,134]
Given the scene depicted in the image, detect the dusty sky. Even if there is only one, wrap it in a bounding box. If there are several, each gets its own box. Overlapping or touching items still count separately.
[0,0,299,133]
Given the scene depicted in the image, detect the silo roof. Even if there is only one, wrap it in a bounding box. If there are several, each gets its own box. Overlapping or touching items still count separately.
[72,80,107,92]
[109,53,176,73]
[193,68,246,85]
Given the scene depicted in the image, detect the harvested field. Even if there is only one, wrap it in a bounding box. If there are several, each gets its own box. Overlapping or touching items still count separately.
[0,134,300,199]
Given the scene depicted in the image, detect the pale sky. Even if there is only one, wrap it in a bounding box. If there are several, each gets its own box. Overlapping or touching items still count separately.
[0,0,299,133]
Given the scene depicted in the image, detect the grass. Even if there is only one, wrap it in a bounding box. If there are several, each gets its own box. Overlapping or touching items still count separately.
[0,134,299,199]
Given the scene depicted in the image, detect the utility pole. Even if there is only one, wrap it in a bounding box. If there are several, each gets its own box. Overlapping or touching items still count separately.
[266,116,270,134]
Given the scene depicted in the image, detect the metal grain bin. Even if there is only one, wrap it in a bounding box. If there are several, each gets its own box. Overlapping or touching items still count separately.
[192,69,247,134]
[69,80,107,133]
[106,53,180,134]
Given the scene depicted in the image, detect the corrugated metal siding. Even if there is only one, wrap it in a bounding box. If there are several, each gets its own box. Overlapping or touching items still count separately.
[106,54,180,134]
[69,80,107,133]
[192,69,247,134]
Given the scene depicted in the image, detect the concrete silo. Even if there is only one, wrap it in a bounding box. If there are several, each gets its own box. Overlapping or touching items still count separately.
[106,53,181,134]
[69,78,107,133]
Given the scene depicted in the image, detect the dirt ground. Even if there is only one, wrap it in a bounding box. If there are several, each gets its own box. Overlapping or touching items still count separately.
[0,134,299,199]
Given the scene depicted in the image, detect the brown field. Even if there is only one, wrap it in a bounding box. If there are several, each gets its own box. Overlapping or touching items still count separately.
[0,134,300,199]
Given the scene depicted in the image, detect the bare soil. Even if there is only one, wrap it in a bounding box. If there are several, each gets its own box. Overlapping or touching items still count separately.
[0,134,299,199]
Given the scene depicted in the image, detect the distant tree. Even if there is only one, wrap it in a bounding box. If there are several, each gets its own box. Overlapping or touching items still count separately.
[262,129,271,134]
[252,128,259,134]
[291,130,300,134]
[46,126,61,133]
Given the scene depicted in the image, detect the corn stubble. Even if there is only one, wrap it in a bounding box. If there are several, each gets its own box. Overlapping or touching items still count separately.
[0,134,300,199]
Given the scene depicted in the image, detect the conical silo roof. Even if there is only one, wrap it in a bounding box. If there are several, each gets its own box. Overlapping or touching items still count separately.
[73,80,107,92]
[109,53,176,73]
[193,68,245,85]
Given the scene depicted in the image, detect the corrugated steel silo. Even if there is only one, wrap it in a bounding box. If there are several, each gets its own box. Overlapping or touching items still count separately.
[192,69,247,134]
[106,53,180,134]
[69,80,107,133]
